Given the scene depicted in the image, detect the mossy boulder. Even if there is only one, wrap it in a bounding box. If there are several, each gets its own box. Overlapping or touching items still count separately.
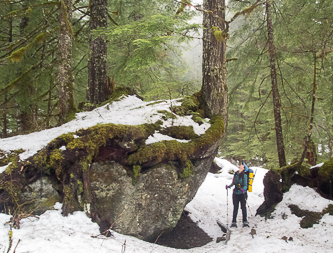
[300,212,322,228]
[0,97,224,241]
[256,170,283,217]
[318,158,333,179]
[288,204,322,228]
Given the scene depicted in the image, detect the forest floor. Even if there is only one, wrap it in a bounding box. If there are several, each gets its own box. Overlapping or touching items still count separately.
[156,211,214,249]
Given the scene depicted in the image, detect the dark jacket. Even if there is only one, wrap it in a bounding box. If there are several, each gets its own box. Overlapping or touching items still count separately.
[228,171,248,195]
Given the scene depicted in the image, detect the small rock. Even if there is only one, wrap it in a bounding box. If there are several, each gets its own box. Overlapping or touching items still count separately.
[250,228,256,238]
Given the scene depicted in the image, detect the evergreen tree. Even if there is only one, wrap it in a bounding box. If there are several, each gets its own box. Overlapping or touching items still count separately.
[265,0,286,167]
[86,0,108,105]
[223,0,333,167]
[201,0,228,126]
[58,0,75,123]
[102,0,200,101]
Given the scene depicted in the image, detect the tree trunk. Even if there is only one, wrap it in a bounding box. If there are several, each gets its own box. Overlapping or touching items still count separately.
[86,0,108,105]
[58,0,74,124]
[2,96,7,138]
[266,0,286,168]
[298,53,318,166]
[202,0,228,129]
[17,6,36,134]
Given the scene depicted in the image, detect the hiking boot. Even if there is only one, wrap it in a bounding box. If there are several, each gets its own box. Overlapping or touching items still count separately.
[230,222,237,228]
[243,221,250,227]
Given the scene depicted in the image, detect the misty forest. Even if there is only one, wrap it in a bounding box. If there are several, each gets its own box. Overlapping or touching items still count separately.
[0,0,333,169]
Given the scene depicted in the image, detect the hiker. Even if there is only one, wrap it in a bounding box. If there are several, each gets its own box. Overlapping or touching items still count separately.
[226,162,249,228]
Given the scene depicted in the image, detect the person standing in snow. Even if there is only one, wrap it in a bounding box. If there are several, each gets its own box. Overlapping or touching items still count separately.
[226,162,249,228]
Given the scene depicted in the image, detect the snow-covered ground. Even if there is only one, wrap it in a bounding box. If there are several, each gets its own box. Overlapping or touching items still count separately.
[1,96,333,252]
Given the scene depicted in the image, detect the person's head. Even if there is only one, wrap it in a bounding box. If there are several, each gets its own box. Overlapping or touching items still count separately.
[238,163,245,173]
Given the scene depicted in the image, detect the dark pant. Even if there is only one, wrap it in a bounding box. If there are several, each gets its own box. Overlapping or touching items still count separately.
[232,192,247,222]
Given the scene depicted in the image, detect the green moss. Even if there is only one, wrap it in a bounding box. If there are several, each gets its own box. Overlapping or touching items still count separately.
[128,116,224,165]
[35,32,49,44]
[289,204,323,228]
[0,150,25,167]
[64,184,73,198]
[41,195,61,209]
[132,165,141,185]
[160,126,198,140]
[80,160,88,172]
[191,113,205,125]
[300,212,322,228]
[172,95,201,117]
[182,96,199,112]
[158,110,177,121]
[60,0,74,37]
[10,47,27,63]
[318,158,333,179]
[77,180,84,195]
[180,160,193,179]
[323,204,333,215]
[211,26,229,42]
[66,107,78,122]
[14,149,25,155]
[146,101,166,106]
[5,153,20,174]
[50,149,64,167]
[171,106,186,116]
[67,138,85,150]
[33,150,48,169]
[51,133,75,147]
[298,163,311,177]
[100,87,138,107]
[289,204,308,217]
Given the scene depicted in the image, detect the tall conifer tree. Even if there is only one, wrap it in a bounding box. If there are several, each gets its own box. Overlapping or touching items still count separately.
[266,0,286,167]
[58,0,75,123]
[202,0,228,127]
[86,0,108,105]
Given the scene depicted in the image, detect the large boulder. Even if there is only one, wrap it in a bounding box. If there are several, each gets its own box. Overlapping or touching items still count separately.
[256,170,283,217]
[90,156,214,241]
[0,97,224,241]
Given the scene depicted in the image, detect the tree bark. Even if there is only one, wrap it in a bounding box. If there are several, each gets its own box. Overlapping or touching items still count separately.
[17,6,36,134]
[58,0,74,124]
[201,0,228,129]
[86,0,108,105]
[266,0,286,167]
[298,53,317,166]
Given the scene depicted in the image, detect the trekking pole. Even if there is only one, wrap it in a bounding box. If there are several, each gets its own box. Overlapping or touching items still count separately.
[244,195,253,217]
[226,188,229,228]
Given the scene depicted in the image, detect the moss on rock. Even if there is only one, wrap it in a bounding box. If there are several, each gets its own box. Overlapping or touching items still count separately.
[158,110,177,121]
[128,116,224,166]
[179,160,193,179]
[318,158,333,179]
[289,204,323,228]
[132,165,141,185]
[300,212,322,228]
[160,126,198,140]
[289,204,308,217]
[323,204,333,215]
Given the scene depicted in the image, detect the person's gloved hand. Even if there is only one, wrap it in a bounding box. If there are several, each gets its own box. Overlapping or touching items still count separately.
[241,189,245,194]
[225,185,229,190]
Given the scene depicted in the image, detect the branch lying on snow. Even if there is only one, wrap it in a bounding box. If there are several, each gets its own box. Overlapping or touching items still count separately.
[216,220,231,244]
